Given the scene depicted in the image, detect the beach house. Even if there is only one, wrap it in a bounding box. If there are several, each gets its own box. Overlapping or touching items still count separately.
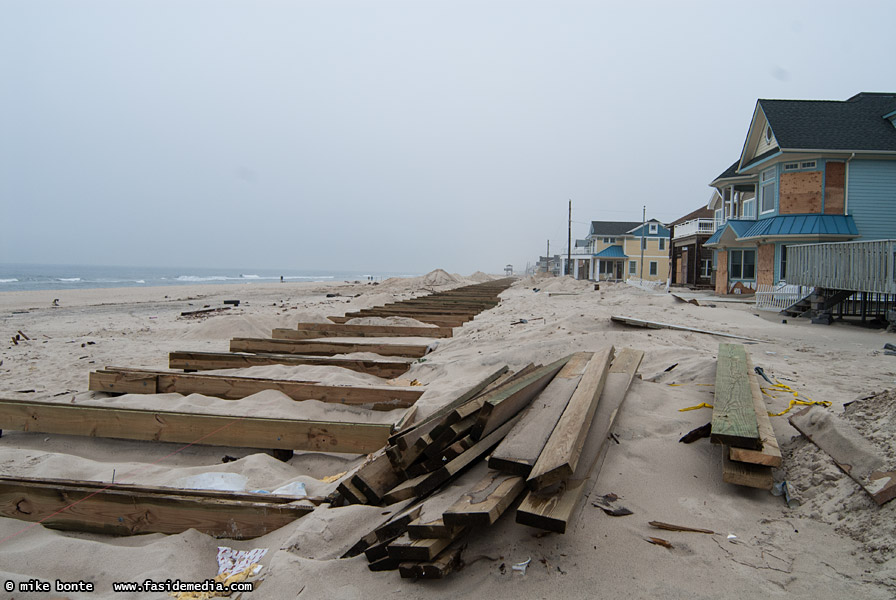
[705,92,896,295]
[669,206,716,289]
[564,220,671,282]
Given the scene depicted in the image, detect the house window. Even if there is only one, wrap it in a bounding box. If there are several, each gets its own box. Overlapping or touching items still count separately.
[784,162,799,171]
[701,259,712,279]
[714,208,723,229]
[641,237,647,250]
[765,125,773,142]
[742,196,756,219]
[730,249,756,280]
[658,238,666,251]
[629,261,637,275]
[649,261,658,276]
[603,237,615,244]
[759,168,775,214]
[800,161,816,169]
[780,245,788,281]
[649,223,658,234]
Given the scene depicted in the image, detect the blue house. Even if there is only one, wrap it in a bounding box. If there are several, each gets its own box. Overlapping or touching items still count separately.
[705,92,896,294]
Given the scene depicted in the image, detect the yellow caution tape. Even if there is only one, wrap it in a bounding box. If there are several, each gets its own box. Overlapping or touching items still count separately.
[678,402,714,412]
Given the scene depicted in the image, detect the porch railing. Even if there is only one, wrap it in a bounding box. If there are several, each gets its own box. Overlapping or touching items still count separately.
[787,240,896,294]
[754,283,813,312]
[673,218,716,239]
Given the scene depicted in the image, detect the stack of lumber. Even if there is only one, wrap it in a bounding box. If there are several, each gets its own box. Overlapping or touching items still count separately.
[339,347,644,579]
[329,279,514,328]
[711,343,781,490]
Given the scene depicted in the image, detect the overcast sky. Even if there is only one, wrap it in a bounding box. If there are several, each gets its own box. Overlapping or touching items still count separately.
[2,1,894,274]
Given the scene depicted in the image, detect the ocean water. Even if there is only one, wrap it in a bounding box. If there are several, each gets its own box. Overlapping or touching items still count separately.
[0,263,418,292]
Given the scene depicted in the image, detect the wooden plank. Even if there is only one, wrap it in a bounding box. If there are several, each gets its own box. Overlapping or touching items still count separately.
[471,358,570,440]
[351,449,404,504]
[328,315,467,328]
[90,368,422,411]
[442,470,526,528]
[0,398,391,454]
[230,338,433,358]
[526,348,614,491]
[382,415,523,504]
[277,322,453,339]
[722,450,774,490]
[387,528,465,562]
[516,348,644,533]
[488,352,593,476]
[727,354,782,468]
[337,478,370,505]
[0,476,312,539]
[710,344,761,450]
[168,351,412,378]
[610,315,766,342]
[398,542,464,579]
[789,405,896,505]
[405,463,488,539]
[373,503,424,542]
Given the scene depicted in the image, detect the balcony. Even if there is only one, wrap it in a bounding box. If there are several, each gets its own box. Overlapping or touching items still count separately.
[570,246,594,255]
[673,218,716,239]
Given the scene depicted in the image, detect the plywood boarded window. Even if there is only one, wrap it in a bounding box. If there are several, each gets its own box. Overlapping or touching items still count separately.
[779,171,823,214]
[824,162,845,214]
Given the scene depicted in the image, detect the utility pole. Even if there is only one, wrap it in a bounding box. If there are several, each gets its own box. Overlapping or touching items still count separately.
[567,200,572,277]
[639,205,646,281]
[546,240,550,274]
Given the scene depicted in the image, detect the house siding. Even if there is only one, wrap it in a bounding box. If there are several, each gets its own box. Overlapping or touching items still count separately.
[847,159,896,239]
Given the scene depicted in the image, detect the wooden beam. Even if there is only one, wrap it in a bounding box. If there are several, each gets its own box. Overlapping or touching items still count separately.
[789,405,896,505]
[442,470,525,528]
[405,463,488,539]
[526,348,614,491]
[89,367,422,411]
[0,398,392,454]
[387,528,465,562]
[711,344,761,450]
[471,358,570,440]
[516,348,644,533]
[0,476,312,539]
[722,450,774,490]
[488,352,593,476]
[727,354,782,468]
[610,316,766,342]
[168,351,412,378]
[273,323,453,339]
[230,338,433,358]
[398,543,465,579]
[351,449,405,505]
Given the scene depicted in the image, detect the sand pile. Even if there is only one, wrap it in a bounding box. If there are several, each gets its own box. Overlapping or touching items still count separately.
[422,268,460,287]
[468,271,494,282]
[345,316,437,327]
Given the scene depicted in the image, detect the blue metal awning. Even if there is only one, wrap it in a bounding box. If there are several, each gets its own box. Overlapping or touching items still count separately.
[705,220,755,245]
[594,245,628,258]
[739,214,858,239]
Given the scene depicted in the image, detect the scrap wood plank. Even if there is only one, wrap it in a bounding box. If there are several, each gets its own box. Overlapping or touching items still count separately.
[727,353,782,468]
[0,398,391,454]
[406,462,488,539]
[470,357,571,440]
[398,542,465,579]
[387,527,466,562]
[789,405,896,505]
[488,352,594,477]
[351,449,405,505]
[383,415,523,504]
[710,344,761,450]
[722,450,774,490]
[89,368,422,410]
[230,338,434,359]
[442,469,526,528]
[168,351,413,378]
[279,322,454,339]
[610,316,766,343]
[516,348,644,533]
[341,498,417,558]
[0,476,312,539]
[373,502,425,542]
[526,347,615,491]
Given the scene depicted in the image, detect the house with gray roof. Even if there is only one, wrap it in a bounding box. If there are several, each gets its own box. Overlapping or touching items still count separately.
[705,92,896,294]
[565,219,671,281]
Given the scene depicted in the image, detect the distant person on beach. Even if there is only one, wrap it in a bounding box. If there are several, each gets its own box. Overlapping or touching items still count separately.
[280,275,284,282]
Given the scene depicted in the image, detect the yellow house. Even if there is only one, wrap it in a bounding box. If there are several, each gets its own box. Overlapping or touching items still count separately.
[564,219,671,281]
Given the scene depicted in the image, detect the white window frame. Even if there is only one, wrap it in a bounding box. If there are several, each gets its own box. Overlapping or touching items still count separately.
[658,238,666,251]
[784,162,799,171]
[603,237,615,244]
[700,259,712,279]
[759,168,776,214]
[741,196,756,219]
[800,161,816,169]
[648,223,658,234]
[629,260,637,275]
[649,261,658,276]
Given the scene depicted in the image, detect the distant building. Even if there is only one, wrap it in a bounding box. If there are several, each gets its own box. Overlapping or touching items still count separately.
[563,219,671,281]
[706,92,896,294]
[536,255,562,276]
[669,205,716,288]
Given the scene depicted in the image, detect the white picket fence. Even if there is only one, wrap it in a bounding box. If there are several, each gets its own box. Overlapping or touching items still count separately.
[754,283,813,312]
[625,278,666,292]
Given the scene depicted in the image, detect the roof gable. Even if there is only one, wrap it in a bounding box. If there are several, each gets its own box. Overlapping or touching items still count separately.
[739,103,780,170]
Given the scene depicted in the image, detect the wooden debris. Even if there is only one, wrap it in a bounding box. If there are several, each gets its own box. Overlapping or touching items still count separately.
[727,353,782,467]
[526,348,614,491]
[442,470,525,528]
[516,348,644,533]
[679,422,711,444]
[646,537,673,549]
[0,476,312,539]
[0,397,392,454]
[722,451,774,490]
[273,322,453,339]
[711,344,761,450]
[789,405,896,505]
[610,315,765,342]
[648,521,715,534]
[168,350,413,378]
[398,543,465,579]
[387,528,466,562]
[180,306,232,317]
[489,352,593,476]
[230,338,433,358]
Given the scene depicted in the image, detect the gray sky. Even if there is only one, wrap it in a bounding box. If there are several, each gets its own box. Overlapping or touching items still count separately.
[2,1,894,274]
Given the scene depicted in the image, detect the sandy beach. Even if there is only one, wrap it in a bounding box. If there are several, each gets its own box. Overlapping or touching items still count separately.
[1,272,894,599]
